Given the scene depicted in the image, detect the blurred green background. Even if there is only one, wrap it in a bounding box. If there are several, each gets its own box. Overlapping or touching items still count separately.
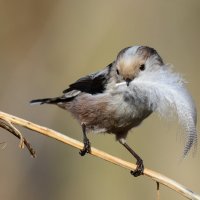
[0,0,199,199]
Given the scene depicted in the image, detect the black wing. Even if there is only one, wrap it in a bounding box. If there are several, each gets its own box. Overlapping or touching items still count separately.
[63,63,113,95]
[30,63,113,105]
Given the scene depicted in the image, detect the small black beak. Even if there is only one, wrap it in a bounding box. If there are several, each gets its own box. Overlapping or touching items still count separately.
[126,78,131,86]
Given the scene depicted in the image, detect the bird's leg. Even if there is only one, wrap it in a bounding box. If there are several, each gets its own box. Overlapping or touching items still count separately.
[79,123,91,156]
[119,139,144,177]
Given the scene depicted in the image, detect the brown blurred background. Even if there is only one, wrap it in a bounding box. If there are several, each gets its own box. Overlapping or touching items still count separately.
[0,0,199,199]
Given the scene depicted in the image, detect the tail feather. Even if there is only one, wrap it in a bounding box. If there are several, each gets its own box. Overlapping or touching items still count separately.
[30,97,62,105]
[129,67,197,157]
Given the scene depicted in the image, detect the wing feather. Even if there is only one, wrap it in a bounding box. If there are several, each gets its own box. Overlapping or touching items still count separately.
[63,62,113,95]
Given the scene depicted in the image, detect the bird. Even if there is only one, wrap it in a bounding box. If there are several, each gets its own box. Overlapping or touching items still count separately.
[30,46,197,177]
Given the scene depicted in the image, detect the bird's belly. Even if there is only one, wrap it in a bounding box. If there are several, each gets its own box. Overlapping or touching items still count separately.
[65,93,152,133]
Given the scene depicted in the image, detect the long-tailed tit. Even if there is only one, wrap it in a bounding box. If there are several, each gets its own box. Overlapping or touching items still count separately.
[31,46,197,177]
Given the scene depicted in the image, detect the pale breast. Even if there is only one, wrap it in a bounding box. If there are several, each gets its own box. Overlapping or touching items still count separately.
[62,91,152,134]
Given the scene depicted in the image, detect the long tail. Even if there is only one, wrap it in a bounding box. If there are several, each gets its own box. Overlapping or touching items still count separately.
[30,97,64,105]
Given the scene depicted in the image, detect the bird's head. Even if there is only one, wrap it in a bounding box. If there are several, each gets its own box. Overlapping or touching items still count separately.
[115,46,164,85]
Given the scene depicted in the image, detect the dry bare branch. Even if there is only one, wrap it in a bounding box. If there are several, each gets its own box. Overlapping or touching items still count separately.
[0,111,199,200]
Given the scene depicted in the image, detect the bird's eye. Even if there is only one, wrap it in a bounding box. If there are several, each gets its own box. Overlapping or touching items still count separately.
[140,64,145,71]
[116,69,120,75]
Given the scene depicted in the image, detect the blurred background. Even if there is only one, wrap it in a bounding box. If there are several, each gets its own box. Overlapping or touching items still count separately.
[0,0,199,199]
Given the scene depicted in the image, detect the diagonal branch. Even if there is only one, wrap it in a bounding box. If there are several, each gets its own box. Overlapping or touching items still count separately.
[0,111,199,200]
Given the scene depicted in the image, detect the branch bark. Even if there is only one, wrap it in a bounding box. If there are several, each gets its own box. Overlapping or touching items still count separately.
[0,111,199,200]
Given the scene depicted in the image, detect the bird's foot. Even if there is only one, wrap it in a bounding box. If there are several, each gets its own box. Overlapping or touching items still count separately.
[130,159,144,177]
[79,138,91,156]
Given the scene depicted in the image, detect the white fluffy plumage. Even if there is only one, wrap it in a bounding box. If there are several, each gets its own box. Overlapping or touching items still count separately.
[117,62,197,157]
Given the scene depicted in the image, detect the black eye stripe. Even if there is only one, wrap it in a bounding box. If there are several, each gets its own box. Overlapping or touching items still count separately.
[140,64,145,71]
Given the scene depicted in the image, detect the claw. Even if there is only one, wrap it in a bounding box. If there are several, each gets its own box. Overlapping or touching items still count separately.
[79,138,91,156]
[120,141,144,177]
[130,159,144,177]
[79,123,91,156]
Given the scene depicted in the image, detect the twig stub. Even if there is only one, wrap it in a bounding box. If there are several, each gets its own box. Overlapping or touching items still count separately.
[0,118,36,157]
